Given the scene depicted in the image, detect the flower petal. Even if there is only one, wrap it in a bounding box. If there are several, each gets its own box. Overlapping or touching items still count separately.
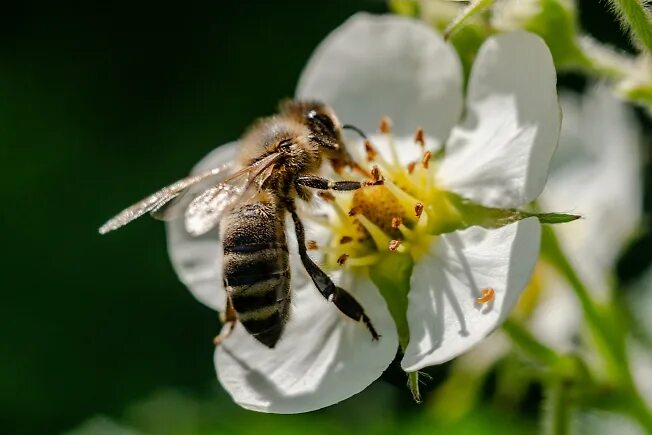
[166,142,239,311]
[402,217,540,371]
[438,31,560,208]
[215,266,398,413]
[297,13,463,140]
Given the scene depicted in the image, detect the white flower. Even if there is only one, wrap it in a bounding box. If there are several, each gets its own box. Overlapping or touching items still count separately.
[529,85,642,351]
[167,13,560,412]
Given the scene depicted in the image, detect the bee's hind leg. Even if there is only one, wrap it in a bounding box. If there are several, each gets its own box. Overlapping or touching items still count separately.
[288,203,380,341]
[213,295,237,346]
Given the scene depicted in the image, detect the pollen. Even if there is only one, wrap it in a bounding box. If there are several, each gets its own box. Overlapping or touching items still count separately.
[318,191,335,202]
[422,151,432,169]
[379,116,392,134]
[337,253,350,265]
[414,127,424,147]
[477,288,495,304]
[313,118,462,273]
[352,185,405,234]
[414,202,424,219]
[364,140,377,162]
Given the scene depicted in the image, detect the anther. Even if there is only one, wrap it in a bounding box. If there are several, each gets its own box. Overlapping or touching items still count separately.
[414,127,425,147]
[477,287,495,304]
[379,116,392,134]
[364,139,377,162]
[391,216,403,229]
[340,236,353,244]
[337,253,350,265]
[306,240,319,250]
[407,161,416,174]
[422,151,432,169]
[415,202,424,219]
[388,240,401,252]
[318,191,335,201]
[348,206,362,217]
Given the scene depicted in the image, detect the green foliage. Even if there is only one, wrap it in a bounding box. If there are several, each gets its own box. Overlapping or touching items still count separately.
[608,0,652,52]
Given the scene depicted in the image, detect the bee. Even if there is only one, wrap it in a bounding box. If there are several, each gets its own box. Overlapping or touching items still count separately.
[99,100,382,348]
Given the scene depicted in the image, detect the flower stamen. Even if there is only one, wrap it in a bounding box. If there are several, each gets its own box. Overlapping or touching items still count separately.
[415,202,424,219]
[477,288,495,304]
[414,127,425,147]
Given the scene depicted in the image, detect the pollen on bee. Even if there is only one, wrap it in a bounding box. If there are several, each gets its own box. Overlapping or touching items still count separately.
[388,240,401,252]
[422,151,432,169]
[407,161,416,174]
[364,139,378,162]
[337,253,350,265]
[477,287,495,304]
[318,191,335,201]
[414,127,425,147]
[414,202,424,219]
[306,240,319,250]
[391,216,403,229]
[340,236,353,244]
[379,116,392,134]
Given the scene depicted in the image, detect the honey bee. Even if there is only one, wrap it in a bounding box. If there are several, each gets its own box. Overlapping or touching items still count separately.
[100,100,382,348]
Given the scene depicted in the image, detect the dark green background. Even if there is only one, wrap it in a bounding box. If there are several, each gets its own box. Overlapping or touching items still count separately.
[2,2,648,434]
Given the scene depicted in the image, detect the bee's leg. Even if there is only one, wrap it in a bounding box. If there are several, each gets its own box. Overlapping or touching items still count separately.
[288,204,380,340]
[295,173,383,192]
[213,295,237,346]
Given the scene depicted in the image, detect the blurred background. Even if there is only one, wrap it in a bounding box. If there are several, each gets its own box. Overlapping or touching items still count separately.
[2,1,650,434]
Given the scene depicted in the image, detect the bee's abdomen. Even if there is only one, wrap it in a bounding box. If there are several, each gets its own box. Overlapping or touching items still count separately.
[221,198,290,348]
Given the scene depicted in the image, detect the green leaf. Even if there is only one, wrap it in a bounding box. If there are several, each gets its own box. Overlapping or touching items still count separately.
[445,0,496,39]
[533,212,581,224]
[369,252,413,350]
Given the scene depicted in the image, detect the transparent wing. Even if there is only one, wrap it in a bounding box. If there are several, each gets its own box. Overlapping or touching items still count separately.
[184,153,280,236]
[99,162,239,235]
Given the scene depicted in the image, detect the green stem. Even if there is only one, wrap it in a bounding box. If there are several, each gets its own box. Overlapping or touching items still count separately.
[503,319,560,367]
[608,0,652,52]
[444,0,496,39]
[542,226,652,432]
[543,380,572,435]
[540,227,622,376]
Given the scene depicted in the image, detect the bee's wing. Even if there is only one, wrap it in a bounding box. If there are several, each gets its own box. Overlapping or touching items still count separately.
[184,152,280,236]
[99,161,237,235]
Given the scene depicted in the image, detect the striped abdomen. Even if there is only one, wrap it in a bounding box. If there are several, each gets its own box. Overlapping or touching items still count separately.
[221,194,290,348]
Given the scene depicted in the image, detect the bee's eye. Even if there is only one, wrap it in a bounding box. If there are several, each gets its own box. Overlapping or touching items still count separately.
[278,139,292,149]
[307,110,335,134]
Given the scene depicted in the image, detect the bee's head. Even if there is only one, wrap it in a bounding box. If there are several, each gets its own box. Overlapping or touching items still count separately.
[279,100,343,153]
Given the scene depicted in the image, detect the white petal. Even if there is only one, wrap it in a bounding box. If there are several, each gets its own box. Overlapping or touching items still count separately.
[165,143,239,311]
[402,217,540,371]
[297,13,463,139]
[216,267,398,413]
[438,31,560,208]
[540,86,643,300]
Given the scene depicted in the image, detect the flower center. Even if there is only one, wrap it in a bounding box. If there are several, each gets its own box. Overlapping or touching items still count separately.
[311,120,465,273]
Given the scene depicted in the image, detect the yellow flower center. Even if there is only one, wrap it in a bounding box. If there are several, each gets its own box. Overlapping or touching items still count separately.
[312,122,465,275]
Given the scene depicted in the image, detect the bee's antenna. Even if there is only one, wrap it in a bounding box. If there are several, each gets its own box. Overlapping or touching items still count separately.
[342,124,368,140]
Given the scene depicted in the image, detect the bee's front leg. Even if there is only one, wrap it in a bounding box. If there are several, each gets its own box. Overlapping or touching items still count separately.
[295,171,383,193]
[213,294,237,346]
[287,202,380,341]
